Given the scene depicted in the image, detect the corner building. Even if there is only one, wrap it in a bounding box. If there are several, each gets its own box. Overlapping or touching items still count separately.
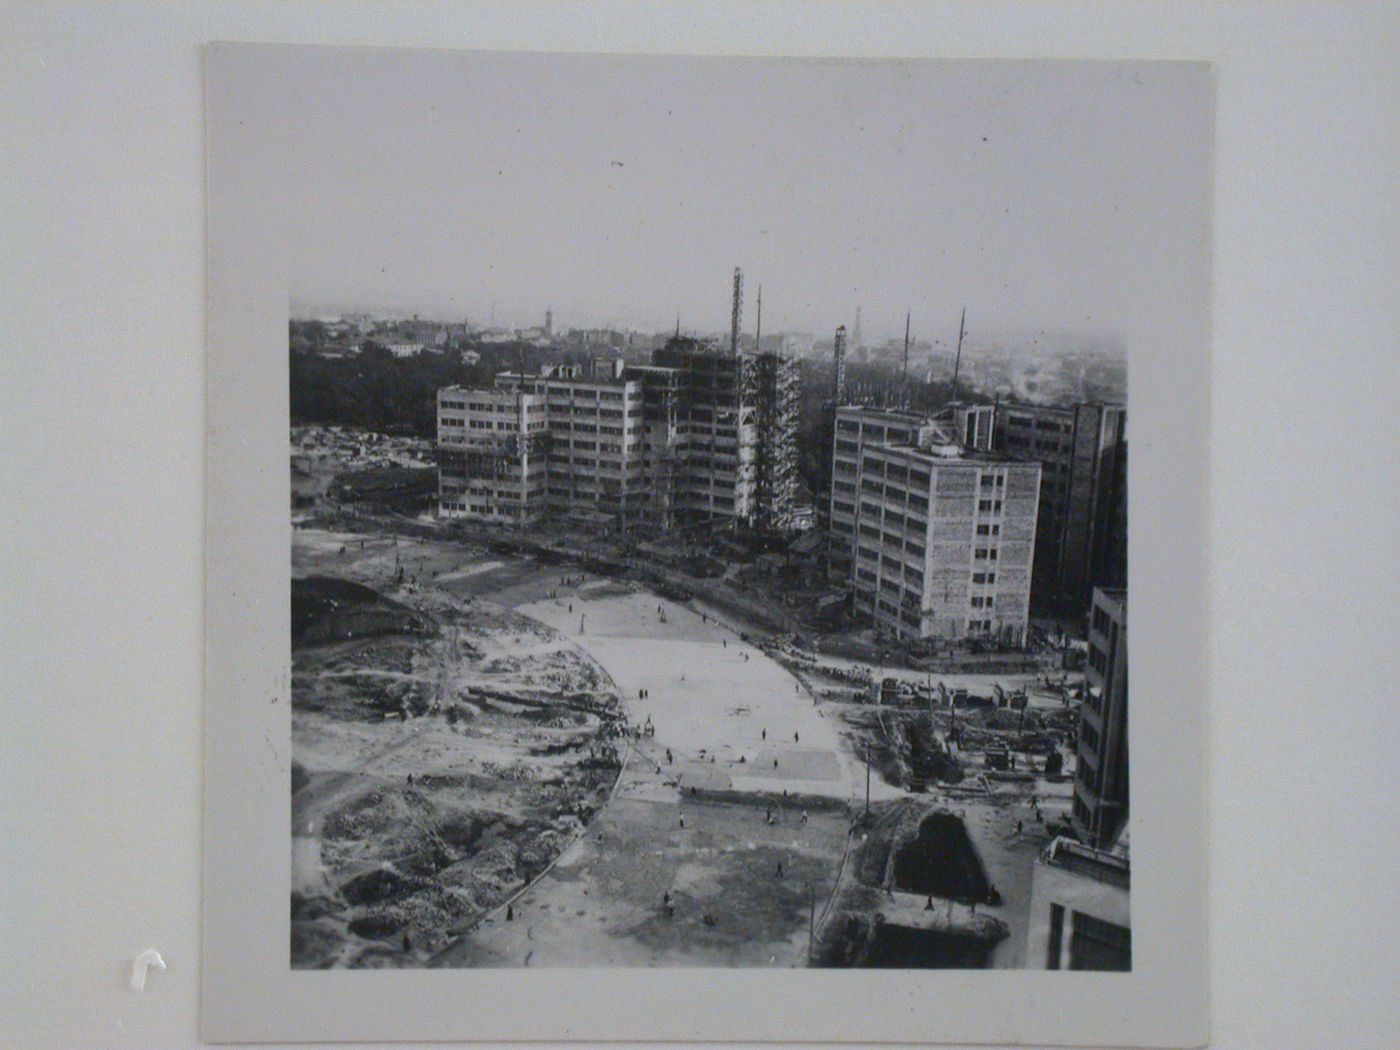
[836,410,1041,643]
[828,406,945,584]
[436,386,549,523]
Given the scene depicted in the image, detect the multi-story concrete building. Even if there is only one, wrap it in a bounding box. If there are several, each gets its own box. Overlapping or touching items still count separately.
[627,362,687,532]
[1073,586,1128,848]
[993,402,1126,609]
[436,385,549,522]
[852,440,1040,642]
[829,405,1042,642]
[652,337,756,522]
[828,406,945,583]
[1025,830,1131,971]
[436,339,799,532]
[494,360,648,526]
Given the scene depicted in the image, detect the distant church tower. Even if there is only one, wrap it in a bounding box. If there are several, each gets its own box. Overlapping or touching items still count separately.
[544,309,554,339]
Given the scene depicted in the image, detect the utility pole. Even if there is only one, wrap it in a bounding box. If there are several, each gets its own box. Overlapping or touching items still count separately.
[807,881,817,953]
[864,743,872,817]
[902,310,911,392]
[950,306,967,402]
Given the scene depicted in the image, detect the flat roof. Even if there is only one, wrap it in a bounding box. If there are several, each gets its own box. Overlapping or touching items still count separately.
[867,441,1033,467]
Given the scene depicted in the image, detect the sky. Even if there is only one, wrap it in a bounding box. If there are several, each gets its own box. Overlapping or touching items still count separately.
[279,50,1211,345]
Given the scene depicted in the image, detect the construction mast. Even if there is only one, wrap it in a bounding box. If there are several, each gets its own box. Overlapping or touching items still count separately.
[951,306,967,401]
[833,325,848,403]
[754,284,762,351]
[902,310,912,403]
[730,267,744,355]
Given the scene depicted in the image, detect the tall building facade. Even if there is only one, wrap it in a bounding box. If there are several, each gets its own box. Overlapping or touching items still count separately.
[829,404,1041,643]
[653,337,757,521]
[494,360,648,525]
[437,342,799,532]
[828,406,944,583]
[993,402,1126,609]
[436,386,549,522]
[1072,586,1128,848]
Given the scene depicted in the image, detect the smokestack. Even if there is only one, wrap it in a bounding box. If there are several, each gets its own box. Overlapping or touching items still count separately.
[730,267,744,355]
[834,325,848,403]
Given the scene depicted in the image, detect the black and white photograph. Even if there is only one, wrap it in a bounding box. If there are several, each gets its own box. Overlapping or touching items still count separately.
[11,5,1398,1049]
[198,38,1215,1046]
[285,50,1158,973]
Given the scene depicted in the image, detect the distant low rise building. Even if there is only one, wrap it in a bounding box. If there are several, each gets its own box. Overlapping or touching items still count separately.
[384,342,425,358]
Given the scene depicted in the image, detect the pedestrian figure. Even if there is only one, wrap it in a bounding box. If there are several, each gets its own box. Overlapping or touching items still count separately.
[774,758,779,769]
[568,603,572,613]
[765,807,772,822]
[663,891,671,906]
[506,904,514,921]
[800,810,808,825]
[679,816,685,828]
[794,731,800,743]
[403,933,412,950]
[1014,819,1023,837]
[762,728,767,741]
[722,638,726,648]
[666,749,673,764]
[407,773,414,787]
[775,861,784,877]
[925,894,934,911]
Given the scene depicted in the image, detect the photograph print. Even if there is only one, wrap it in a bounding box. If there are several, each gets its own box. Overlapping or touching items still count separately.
[282,48,1201,973]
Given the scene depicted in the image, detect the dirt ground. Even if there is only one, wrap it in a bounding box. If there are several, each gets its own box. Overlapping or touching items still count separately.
[291,531,626,968]
[289,518,1082,970]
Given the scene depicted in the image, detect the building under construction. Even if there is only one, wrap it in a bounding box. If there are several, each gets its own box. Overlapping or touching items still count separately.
[435,267,800,533]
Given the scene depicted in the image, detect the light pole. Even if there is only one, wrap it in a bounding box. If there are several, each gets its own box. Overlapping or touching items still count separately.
[864,742,871,817]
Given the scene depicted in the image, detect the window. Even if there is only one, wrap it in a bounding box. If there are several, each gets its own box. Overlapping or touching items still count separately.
[1069,913,1131,972]
[1047,904,1066,969]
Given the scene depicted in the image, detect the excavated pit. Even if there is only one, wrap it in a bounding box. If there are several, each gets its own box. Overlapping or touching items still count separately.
[891,812,993,902]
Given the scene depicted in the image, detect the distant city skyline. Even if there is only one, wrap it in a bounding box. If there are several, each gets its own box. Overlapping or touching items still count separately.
[278,51,1206,350]
[290,298,1128,358]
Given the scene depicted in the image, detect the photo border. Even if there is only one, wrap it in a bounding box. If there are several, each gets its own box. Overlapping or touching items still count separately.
[203,42,1211,1046]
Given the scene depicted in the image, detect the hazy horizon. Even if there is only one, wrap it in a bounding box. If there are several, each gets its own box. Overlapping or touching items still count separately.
[279,51,1209,347]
